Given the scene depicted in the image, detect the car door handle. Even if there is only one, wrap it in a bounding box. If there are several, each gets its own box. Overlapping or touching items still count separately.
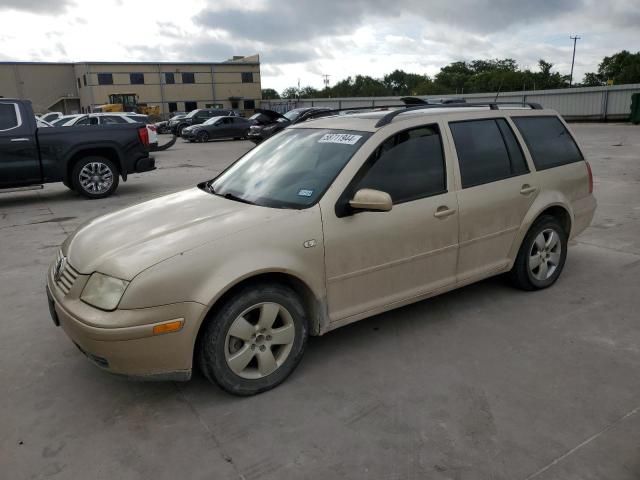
[10,137,30,142]
[434,206,457,219]
[520,184,537,195]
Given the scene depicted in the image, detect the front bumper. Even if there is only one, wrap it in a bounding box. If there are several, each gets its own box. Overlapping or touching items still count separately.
[46,262,206,381]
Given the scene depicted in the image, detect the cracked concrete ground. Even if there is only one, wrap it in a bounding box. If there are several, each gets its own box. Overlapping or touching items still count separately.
[1,126,639,479]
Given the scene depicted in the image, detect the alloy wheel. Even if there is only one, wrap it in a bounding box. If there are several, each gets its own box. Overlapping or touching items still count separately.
[528,228,562,281]
[224,302,295,379]
[78,162,114,194]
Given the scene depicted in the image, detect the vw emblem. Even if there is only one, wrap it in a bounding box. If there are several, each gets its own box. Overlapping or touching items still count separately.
[54,256,66,282]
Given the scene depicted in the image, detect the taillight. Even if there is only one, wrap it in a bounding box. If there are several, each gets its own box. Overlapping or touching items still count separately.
[149,125,157,132]
[585,161,593,194]
[138,126,149,146]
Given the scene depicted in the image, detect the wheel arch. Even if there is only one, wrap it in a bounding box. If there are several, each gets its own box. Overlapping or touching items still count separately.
[507,198,573,269]
[65,147,124,183]
[193,271,327,367]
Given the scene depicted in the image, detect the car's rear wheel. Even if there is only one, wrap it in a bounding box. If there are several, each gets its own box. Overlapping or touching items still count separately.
[509,215,567,290]
[71,156,119,199]
[198,284,308,396]
[197,131,209,143]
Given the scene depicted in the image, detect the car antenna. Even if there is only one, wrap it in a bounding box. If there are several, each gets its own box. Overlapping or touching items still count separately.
[494,77,504,102]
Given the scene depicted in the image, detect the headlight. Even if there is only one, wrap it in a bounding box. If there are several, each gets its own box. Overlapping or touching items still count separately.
[81,273,129,311]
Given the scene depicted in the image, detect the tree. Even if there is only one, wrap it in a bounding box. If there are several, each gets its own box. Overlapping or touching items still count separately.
[583,50,640,86]
[281,87,299,99]
[299,86,319,98]
[261,88,280,99]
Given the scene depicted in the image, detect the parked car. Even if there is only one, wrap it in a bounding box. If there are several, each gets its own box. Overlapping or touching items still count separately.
[1,99,155,199]
[39,111,63,123]
[155,112,186,134]
[36,117,54,128]
[246,107,332,143]
[170,109,236,136]
[181,116,252,142]
[52,113,159,148]
[46,102,596,395]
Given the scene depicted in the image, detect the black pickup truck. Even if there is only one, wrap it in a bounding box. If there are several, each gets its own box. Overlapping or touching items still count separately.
[0,99,155,199]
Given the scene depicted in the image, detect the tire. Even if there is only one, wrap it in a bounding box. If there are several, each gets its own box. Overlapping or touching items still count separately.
[71,156,119,199]
[198,283,309,396]
[509,215,568,291]
[177,125,186,136]
[62,177,75,191]
[197,131,209,143]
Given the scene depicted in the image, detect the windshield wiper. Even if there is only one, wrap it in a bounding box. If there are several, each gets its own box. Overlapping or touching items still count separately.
[221,192,255,205]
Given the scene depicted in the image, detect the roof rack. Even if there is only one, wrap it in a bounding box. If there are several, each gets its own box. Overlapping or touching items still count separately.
[297,104,405,123]
[374,102,543,127]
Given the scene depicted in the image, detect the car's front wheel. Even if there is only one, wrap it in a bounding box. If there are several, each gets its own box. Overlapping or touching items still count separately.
[509,215,568,290]
[71,156,119,199]
[198,284,308,396]
[197,131,209,143]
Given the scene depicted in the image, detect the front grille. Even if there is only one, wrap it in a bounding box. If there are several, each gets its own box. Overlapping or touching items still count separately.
[54,251,79,295]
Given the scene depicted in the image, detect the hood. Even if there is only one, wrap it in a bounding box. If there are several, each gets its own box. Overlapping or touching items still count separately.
[64,188,295,280]
[252,108,288,124]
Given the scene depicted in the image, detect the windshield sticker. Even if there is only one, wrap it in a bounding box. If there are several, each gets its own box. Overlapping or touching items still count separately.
[297,189,314,197]
[318,133,363,145]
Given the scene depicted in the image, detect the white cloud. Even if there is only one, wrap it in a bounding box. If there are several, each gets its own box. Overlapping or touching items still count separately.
[0,0,637,92]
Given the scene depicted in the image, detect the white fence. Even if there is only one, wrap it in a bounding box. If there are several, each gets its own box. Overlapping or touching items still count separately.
[260,83,640,121]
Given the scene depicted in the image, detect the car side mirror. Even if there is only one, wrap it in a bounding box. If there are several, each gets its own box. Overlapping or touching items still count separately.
[348,189,392,212]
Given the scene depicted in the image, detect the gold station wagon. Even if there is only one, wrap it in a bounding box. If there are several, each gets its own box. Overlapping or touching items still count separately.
[47,103,596,395]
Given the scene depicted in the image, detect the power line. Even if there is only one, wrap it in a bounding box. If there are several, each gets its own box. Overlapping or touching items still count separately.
[569,35,581,87]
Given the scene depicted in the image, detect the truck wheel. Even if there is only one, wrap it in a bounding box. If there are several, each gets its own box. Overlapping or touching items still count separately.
[198,283,309,396]
[71,156,119,199]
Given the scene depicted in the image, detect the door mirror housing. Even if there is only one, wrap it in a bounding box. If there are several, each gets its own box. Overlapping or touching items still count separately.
[348,189,392,212]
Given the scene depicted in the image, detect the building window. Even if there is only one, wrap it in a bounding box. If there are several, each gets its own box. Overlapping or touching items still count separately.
[77,78,81,89]
[164,72,175,84]
[83,74,87,86]
[241,72,253,83]
[168,102,178,113]
[97,73,113,85]
[231,100,239,109]
[130,73,145,85]
[182,72,195,84]
[185,101,197,112]
[243,99,255,109]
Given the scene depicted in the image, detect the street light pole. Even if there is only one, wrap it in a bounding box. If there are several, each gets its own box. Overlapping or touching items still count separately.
[569,35,581,87]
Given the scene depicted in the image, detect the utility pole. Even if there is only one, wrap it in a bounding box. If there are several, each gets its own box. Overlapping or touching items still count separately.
[322,74,331,98]
[569,35,580,87]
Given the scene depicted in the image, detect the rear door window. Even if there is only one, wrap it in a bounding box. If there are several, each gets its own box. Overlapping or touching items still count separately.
[512,116,583,170]
[0,103,20,131]
[450,118,528,188]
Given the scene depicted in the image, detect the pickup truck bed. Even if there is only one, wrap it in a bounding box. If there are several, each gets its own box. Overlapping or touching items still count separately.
[1,99,155,199]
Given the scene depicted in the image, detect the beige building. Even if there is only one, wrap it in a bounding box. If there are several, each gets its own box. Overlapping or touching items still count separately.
[0,55,261,117]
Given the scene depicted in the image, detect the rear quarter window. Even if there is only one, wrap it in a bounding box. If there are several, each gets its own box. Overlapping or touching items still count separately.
[512,116,583,170]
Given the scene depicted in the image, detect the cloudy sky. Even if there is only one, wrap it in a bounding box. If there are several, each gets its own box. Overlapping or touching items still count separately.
[1,0,638,92]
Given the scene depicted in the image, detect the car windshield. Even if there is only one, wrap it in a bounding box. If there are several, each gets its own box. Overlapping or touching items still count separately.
[203,116,225,125]
[204,128,370,209]
[283,110,302,121]
[52,116,75,126]
[186,110,199,118]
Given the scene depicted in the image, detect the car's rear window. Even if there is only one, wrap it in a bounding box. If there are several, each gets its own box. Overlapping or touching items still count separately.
[512,116,583,170]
